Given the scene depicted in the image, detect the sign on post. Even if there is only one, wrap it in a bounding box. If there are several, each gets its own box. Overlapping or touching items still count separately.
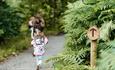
[87,26,100,40]
[87,26,100,69]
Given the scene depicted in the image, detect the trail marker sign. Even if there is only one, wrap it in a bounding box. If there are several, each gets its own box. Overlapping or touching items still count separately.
[87,26,100,40]
[87,26,100,69]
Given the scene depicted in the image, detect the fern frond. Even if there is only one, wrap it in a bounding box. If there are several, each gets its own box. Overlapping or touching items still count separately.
[96,48,115,70]
[47,48,89,65]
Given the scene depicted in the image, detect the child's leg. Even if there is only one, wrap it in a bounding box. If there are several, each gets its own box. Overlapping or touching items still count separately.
[35,55,43,70]
[36,56,43,65]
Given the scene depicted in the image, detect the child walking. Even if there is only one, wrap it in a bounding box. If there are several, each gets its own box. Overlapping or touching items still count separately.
[28,15,47,70]
[31,33,48,70]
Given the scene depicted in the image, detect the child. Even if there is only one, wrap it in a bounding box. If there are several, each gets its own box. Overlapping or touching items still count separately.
[31,33,48,70]
[28,16,45,39]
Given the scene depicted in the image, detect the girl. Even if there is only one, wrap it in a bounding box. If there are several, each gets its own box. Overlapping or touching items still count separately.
[31,33,48,70]
[28,15,45,39]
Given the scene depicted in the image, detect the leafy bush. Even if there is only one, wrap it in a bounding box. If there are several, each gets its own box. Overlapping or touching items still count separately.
[0,33,31,62]
[48,0,115,70]
[96,40,115,70]
[0,1,24,39]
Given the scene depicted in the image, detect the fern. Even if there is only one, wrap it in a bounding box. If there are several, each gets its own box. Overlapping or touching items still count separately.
[48,0,115,70]
[47,48,90,70]
[96,40,115,70]
[61,64,90,70]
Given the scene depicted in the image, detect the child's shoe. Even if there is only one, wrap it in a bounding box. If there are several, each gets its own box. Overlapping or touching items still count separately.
[36,65,39,70]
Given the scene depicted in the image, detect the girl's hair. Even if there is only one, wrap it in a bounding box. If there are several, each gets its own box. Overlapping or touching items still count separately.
[29,14,45,34]
[31,15,44,32]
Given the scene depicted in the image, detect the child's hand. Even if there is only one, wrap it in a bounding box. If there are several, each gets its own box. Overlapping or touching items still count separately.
[44,37,48,44]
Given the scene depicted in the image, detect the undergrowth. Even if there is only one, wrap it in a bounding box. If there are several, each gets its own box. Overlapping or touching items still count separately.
[0,33,31,62]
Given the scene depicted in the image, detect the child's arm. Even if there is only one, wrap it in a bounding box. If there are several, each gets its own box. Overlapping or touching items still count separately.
[31,40,34,46]
[44,36,48,44]
[31,27,34,39]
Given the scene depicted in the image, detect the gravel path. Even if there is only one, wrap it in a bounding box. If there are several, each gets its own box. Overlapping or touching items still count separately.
[0,35,65,70]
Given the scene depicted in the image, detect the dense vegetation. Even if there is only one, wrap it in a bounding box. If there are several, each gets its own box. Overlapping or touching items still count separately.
[0,1,23,40]
[48,0,115,70]
[0,0,76,61]
[0,0,76,41]
[1,0,115,70]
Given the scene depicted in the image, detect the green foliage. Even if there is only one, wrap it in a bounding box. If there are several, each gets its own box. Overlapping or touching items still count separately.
[0,33,31,62]
[47,48,90,70]
[96,40,115,70]
[0,0,77,40]
[48,48,89,64]
[47,0,115,70]
[100,21,115,41]
[0,0,78,64]
[54,63,90,70]
[0,1,24,38]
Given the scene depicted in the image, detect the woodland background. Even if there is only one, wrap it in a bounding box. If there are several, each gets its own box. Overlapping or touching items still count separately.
[0,0,115,70]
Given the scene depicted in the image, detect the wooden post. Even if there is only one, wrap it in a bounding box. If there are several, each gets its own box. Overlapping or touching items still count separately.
[87,26,100,69]
[90,40,97,69]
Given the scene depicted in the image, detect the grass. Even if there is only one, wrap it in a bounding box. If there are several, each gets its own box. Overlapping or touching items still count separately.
[44,30,59,35]
[44,28,64,36]
[0,33,31,62]
[0,23,62,62]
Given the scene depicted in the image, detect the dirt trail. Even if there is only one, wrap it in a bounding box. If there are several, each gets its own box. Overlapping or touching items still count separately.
[0,35,65,70]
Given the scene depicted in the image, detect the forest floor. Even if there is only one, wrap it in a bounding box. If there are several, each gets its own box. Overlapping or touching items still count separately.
[0,35,65,70]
